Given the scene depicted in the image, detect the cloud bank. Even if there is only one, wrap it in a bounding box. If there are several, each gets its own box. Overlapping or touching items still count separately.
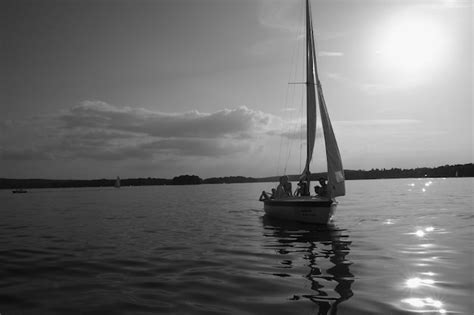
[0,101,275,162]
[3,100,455,179]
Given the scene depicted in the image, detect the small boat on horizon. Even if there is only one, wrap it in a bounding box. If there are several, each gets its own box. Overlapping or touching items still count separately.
[114,176,121,188]
[12,189,28,194]
[260,0,345,224]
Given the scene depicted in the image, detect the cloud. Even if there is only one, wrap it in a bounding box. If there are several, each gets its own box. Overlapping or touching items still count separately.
[359,81,424,95]
[1,101,275,162]
[336,119,421,126]
[257,0,302,33]
[60,101,271,139]
[318,51,344,57]
[418,0,472,9]
[326,72,421,95]
[268,126,324,140]
[0,147,54,161]
[334,119,423,141]
[141,139,250,157]
[2,101,427,166]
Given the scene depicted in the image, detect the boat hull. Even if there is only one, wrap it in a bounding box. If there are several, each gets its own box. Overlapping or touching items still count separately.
[263,197,337,224]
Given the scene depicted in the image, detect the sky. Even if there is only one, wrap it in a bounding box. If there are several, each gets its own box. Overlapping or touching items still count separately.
[1,0,472,179]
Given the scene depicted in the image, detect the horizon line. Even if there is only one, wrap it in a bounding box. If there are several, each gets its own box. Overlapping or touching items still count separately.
[1,162,472,181]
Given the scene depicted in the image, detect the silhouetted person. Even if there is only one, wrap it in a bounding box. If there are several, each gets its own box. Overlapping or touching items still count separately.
[276,176,292,199]
[295,180,309,196]
[259,188,277,201]
[314,177,328,197]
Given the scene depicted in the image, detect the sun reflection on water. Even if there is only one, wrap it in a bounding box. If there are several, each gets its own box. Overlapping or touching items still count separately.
[416,180,434,193]
[411,226,436,238]
[405,277,435,289]
[398,222,449,314]
[419,243,433,248]
[383,219,394,225]
[415,229,425,237]
[401,297,446,313]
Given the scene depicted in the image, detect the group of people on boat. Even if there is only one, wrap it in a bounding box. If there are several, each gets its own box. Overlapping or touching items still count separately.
[259,176,328,201]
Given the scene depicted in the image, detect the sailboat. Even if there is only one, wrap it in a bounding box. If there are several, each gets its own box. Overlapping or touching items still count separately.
[114,176,121,188]
[12,188,27,194]
[261,0,345,224]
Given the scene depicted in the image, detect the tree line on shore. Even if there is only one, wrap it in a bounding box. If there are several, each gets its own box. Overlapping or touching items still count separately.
[1,163,472,189]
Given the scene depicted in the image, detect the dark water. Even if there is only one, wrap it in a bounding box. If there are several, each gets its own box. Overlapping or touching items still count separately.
[1,178,472,314]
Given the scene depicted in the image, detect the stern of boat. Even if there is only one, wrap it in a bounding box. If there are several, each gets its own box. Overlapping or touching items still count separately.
[262,197,337,224]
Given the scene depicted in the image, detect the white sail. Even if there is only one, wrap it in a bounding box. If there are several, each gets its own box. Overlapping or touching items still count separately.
[317,83,345,197]
[115,176,120,188]
[306,0,345,198]
[301,0,318,183]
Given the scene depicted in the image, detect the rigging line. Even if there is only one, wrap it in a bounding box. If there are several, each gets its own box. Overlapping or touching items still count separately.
[294,79,306,168]
[287,3,306,175]
[284,87,304,175]
[284,1,304,174]
[283,82,298,172]
[299,87,305,173]
[280,1,305,176]
[276,1,303,176]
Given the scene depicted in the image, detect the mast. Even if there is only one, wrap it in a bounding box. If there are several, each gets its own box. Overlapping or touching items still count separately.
[302,0,318,194]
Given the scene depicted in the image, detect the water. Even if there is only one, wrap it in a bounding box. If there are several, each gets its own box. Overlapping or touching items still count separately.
[1,178,472,314]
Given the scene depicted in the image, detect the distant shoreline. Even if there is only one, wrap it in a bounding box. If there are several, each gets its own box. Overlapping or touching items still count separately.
[1,163,472,190]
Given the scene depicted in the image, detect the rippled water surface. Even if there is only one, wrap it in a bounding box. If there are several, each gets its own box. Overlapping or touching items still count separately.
[1,178,472,314]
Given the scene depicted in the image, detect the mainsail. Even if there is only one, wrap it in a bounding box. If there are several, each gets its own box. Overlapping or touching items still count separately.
[301,0,318,184]
[301,0,345,198]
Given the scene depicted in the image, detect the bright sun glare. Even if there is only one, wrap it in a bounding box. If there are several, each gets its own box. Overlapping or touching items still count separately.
[374,11,447,79]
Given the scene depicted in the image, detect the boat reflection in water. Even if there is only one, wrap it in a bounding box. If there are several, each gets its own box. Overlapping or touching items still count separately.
[262,216,354,314]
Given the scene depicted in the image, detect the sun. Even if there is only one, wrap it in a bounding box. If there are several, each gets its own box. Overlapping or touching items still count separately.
[372,11,447,80]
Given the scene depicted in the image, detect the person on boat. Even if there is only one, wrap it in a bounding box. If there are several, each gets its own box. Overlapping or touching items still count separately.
[314,177,328,197]
[295,180,309,196]
[275,176,292,199]
[283,176,292,197]
[259,188,276,201]
[295,181,303,196]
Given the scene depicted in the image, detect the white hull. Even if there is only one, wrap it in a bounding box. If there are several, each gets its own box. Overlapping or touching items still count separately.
[263,197,337,224]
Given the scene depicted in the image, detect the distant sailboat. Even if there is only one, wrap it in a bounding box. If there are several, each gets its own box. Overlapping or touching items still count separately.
[114,176,121,188]
[12,188,27,194]
[260,0,345,224]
